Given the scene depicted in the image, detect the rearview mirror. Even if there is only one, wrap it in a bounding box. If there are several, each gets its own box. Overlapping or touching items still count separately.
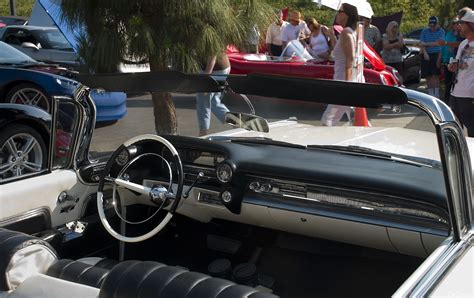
[21,42,39,51]
[225,112,269,133]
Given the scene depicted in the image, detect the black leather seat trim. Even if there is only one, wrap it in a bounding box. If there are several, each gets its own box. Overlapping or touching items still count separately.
[135,263,187,298]
[105,261,166,298]
[159,271,211,298]
[99,260,278,298]
[94,258,119,270]
[185,277,234,298]
[46,259,110,288]
[216,284,260,297]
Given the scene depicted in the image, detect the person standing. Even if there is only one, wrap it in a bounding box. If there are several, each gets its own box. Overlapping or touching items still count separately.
[196,54,231,136]
[281,10,310,50]
[448,11,474,136]
[265,10,288,57]
[440,18,463,103]
[419,16,445,98]
[361,16,382,52]
[321,3,359,126]
[381,21,404,79]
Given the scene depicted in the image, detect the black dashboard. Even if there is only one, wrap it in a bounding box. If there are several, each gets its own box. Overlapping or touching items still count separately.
[91,135,450,237]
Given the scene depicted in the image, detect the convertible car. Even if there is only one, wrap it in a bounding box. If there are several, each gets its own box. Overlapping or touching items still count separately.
[228,40,402,86]
[0,70,473,297]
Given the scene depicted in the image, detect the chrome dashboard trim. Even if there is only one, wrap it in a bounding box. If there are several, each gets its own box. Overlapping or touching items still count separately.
[245,175,448,226]
[243,195,448,237]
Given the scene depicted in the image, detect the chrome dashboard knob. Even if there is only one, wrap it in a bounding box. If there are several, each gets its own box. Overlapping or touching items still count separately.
[221,191,232,203]
[260,183,273,192]
[249,181,261,191]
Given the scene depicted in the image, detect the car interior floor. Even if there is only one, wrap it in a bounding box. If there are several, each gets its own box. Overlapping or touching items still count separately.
[115,213,423,298]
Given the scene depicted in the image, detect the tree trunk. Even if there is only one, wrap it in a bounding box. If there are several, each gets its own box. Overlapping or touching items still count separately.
[151,92,178,135]
[149,57,178,135]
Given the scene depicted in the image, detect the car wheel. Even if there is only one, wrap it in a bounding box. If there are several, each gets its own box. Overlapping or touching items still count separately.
[0,124,47,180]
[5,83,51,112]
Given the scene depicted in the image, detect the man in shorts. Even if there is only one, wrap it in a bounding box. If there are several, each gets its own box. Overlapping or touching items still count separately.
[420,16,445,98]
[448,10,474,136]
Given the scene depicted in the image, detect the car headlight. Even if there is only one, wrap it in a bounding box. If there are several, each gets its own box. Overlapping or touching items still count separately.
[56,78,78,89]
[379,74,389,85]
[391,68,403,85]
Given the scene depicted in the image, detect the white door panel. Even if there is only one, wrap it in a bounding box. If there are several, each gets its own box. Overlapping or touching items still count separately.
[0,170,77,221]
[430,245,474,297]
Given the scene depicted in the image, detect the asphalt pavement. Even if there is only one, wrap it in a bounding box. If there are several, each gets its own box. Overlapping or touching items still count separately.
[90,80,434,153]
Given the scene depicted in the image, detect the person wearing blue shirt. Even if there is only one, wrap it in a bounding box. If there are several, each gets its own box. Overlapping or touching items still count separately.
[420,16,445,98]
[441,18,463,103]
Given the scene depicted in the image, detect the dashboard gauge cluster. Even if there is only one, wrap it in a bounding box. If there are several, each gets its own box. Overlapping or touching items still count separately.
[178,149,225,167]
[216,163,233,183]
[115,145,138,166]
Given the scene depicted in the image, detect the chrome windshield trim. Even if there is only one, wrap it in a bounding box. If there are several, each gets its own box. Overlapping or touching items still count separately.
[398,88,473,296]
[51,95,82,170]
[402,88,457,124]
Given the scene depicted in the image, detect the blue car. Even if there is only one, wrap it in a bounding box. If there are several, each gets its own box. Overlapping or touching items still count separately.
[0,66,126,122]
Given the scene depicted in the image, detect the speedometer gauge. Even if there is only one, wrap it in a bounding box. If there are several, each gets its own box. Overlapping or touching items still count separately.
[216,163,233,183]
[115,148,129,166]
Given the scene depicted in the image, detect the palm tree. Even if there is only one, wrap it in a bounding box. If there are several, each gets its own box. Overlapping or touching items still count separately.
[60,0,273,134]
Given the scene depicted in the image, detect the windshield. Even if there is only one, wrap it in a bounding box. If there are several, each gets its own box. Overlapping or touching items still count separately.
[0,41,36,64]
[89,88,439,163]
[34,29,73,51]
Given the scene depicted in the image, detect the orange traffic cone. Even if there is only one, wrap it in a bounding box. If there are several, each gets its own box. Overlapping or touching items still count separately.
[353,107,370,127]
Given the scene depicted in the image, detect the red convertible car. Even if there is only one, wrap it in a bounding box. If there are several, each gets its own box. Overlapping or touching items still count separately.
[228,40,401,86]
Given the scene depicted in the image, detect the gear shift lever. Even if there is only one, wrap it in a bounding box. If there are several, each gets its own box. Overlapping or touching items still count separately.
[183,172,205,198]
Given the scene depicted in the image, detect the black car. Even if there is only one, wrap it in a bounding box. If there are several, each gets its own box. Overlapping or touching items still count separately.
[401,45,422,83]
[0,25,80,69]
[403,28,423,46]
[405,28,423,40]
[0,104,50,180]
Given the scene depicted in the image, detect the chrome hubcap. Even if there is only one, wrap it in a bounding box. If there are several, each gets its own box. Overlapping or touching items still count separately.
[0,133,43,178]
[9,88,50,112]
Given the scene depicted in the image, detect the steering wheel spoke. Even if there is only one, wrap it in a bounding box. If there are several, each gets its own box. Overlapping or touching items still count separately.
[114,177,152,196]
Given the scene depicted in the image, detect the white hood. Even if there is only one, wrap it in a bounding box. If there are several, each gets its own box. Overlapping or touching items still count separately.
[210,120,441,161]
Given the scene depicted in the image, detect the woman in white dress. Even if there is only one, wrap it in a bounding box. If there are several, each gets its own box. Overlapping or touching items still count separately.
[321,3,359,126]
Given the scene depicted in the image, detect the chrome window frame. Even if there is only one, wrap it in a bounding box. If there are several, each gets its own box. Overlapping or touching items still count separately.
[394,89,473,297]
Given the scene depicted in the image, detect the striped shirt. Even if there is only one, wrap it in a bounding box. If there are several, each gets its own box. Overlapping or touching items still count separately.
[420,27,445,53]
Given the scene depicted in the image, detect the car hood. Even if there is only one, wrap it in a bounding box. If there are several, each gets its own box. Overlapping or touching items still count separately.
[210,120,441,161]
[29,0,80,52]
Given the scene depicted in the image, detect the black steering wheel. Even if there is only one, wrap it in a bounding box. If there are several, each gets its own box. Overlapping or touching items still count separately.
[97,134,184,243]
